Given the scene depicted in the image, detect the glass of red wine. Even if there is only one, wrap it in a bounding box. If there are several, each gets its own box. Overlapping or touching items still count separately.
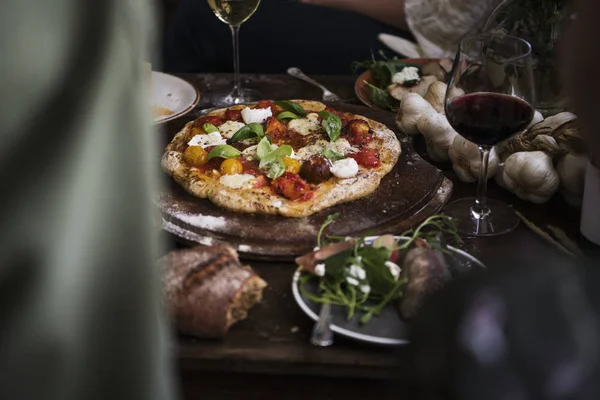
[444,34,535,236]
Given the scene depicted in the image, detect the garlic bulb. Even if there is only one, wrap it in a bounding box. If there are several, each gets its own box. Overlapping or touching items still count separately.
[556,152,587,205]
[495,151,560,204]
[448,135,500,183]
[396,93,437,135]
[423,81,465,114]
[417,113,458,162]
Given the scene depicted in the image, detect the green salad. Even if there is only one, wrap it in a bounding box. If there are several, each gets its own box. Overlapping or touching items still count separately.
[352,52,423,112]
[297,214,462,324]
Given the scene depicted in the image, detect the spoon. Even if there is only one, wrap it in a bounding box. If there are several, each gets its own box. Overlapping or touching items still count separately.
[310,301,333,347]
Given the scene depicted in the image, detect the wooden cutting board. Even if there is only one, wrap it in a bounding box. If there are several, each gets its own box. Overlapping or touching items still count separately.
[156,103,452,261]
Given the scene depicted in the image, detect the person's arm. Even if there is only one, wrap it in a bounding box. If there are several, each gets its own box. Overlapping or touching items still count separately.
[300,0,408,31]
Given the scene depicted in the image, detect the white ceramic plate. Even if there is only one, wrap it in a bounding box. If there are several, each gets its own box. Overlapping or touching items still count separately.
[292,236,485,346]
[151,71,200,124]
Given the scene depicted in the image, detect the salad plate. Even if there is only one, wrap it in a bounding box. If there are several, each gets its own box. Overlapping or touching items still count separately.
[292,235,485,346]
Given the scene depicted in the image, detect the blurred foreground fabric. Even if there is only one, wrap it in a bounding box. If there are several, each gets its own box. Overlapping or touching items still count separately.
[0,1,177,399]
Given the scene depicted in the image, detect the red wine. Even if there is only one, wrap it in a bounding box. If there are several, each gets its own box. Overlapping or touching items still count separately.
[446,93,534,146]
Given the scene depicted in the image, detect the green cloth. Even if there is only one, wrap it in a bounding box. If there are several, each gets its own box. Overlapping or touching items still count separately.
[0,1,177,399]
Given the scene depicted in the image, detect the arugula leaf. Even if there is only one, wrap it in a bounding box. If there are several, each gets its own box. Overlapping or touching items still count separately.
[267,159,286,179]
[256,136,274,160]
[207,145,241,161]
[363,81,399,112]
[323,248,353,283]
[226,123,264,144]
[318,110,342,142]
[358,246,395,295]
[259,145,293,169]
[203,123,219,133]
[273,100,307,117]
[322,149,345,162]
[276,111,299,121]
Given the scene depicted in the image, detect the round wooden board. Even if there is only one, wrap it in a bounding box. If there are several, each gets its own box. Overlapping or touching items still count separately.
[156,103,452,261]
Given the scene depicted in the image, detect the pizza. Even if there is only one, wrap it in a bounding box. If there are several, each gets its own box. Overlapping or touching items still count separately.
[161,100,401,218]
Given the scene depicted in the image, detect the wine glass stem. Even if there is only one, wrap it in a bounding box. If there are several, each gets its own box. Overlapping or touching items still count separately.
[473,146,491,219]
[229,24,241,99]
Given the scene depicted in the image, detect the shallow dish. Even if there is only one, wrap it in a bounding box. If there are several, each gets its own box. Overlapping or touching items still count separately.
[291,236,485,345]
[151,71,200,123]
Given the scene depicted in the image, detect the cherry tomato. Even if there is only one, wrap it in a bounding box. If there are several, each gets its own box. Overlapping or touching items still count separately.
[183,146,208,167]
[349,149,381,168]
[219,158,244,175]
[224,109,243,122]
[282,157,301,174]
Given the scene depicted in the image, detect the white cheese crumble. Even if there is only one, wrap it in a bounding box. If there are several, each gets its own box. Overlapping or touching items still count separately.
[219,174,256,189]
[295,139,358,161]
[392,66,420,85]
[272,200,283,208]
[331,158,359,179]
[359,285,371,295]
[313,246,320,252]
[314,263,326,277]
[349,264,366,280]
[288,113,322,136]
[187,132,226,148]
[346,277,360,286]
[242,145,259,160]
[219,120,246,139]
[241,107,272,124]
[385,261,401,280]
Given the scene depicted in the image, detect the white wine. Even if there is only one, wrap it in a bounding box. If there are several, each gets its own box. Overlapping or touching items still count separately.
[207,0,261,26]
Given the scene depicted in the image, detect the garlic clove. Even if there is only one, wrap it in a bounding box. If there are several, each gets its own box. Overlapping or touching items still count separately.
[423,81,446,113]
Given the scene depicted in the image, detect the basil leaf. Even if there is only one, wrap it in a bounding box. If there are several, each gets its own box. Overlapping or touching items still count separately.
[267,159,286,179]
[256,136,274,160]
[322,149,345,162]
[276,111,299,121]
[363,81,399,112]
[357,246,395,295]
[273,100,307,117]
[226,123,264,144]
[203,123,219,133]
[259,145,293,169]
[318,110,342,142]
[207,145,241,161]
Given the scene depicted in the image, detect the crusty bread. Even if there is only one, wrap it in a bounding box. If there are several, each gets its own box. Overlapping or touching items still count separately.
[159,245,267,338]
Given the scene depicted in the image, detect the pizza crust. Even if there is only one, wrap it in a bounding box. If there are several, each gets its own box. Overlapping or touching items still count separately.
[161,100,402,218]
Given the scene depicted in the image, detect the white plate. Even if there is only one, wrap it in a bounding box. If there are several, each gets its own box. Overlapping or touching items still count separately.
[292,236,485,346]
[151,71,200,124]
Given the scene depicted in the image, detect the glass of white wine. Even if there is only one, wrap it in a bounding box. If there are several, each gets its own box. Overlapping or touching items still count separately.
[207,0,263,106]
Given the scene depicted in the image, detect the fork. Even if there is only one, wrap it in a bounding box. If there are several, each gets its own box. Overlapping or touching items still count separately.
[287,67,342,102]
[310,301,334,346]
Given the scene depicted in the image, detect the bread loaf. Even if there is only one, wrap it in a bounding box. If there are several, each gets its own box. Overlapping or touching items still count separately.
[160,245,267,338]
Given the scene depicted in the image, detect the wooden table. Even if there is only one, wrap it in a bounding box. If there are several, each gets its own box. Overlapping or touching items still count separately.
[160,74,586,399]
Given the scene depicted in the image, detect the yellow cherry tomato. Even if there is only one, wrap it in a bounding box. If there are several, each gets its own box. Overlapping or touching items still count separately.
[183,146,208,167]
[282,157,301,174]
[219,158,244,175]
